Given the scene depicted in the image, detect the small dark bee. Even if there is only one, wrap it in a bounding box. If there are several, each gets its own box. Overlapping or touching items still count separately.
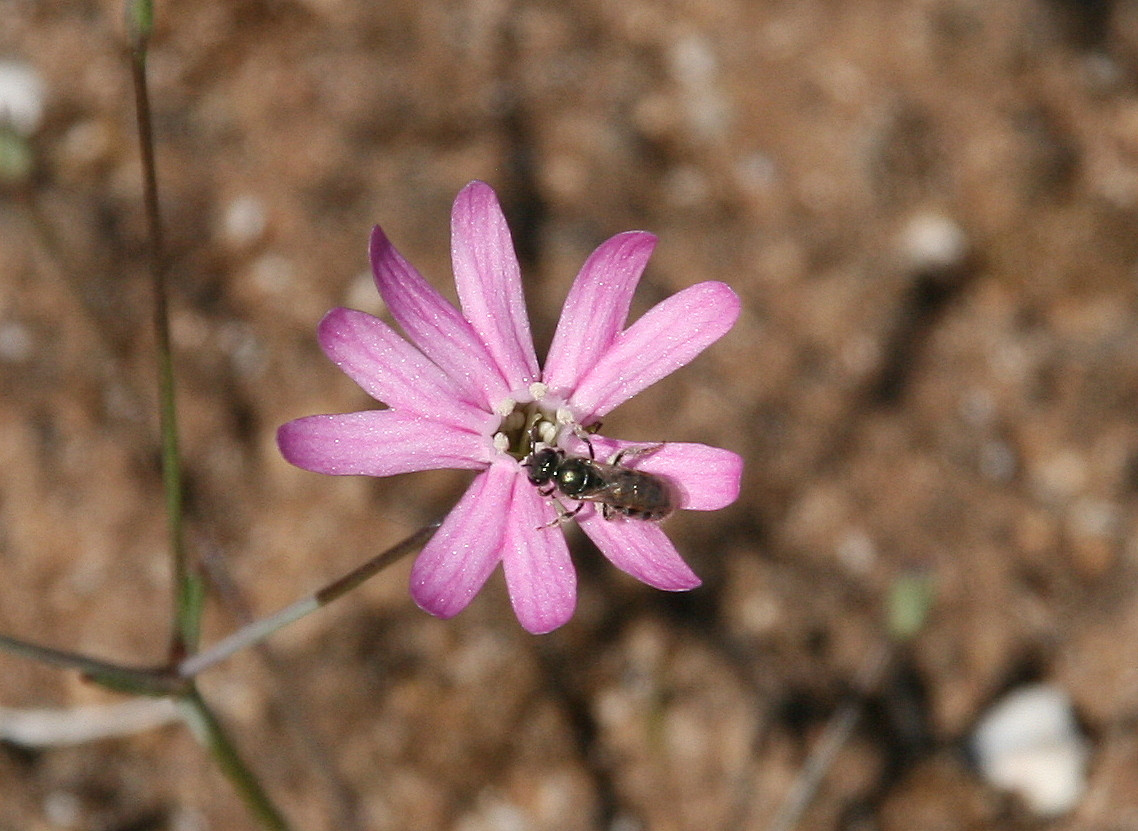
[524,439,677,522]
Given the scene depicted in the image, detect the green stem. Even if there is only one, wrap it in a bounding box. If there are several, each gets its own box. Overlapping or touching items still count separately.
[127,2,204,658]
[179,522,438,678]
[0,634,182,696]
[179,687,291,831]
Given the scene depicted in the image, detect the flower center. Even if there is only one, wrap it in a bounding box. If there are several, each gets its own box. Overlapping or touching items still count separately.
[491,381,586,461]
[493,400,562,461]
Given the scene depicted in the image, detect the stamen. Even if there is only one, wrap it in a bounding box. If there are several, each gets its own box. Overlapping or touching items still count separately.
[535,420,557,446]
[529,381,548,400]
[499,410,524,434]
[492,432,510,453]
[493,397,516,417]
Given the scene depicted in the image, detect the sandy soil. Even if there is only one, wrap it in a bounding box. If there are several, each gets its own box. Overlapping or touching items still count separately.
[3,0,1138,829]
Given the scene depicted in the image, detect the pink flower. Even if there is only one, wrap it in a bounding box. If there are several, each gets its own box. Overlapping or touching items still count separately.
[278,181,742,633]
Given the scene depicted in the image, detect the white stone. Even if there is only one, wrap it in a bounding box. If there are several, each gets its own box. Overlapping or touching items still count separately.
[971,683,1089,817]
[221,194,267,246]
[899,212,969,274]
[0,60,46,135]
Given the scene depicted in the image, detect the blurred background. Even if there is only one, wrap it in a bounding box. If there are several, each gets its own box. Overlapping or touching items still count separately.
[3,0,1138,828]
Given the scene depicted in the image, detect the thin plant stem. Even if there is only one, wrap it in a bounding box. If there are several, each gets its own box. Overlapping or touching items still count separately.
[0,522,438,687]
[200,543,368,831]
[766,643,892,831]
[124,4,288,828]
[0,633,183,695]
[126,0,203,660]
[179,522,438,678]
[179,687,291,831]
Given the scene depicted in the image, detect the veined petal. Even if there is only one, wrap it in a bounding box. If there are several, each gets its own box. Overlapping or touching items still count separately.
[318,308,494,432]
[450,181,540,388]
[564,435,742,511]
[410,463,514,619]
[579,515,701,591]
[370,225,510,408]
[501,478,576,634]
[277,411,489,476]
[543,231,657,394]
[569,281,741,418]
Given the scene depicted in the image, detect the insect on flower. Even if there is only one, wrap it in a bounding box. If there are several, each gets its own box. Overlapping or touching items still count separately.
[524,434,677,523]
[278,180,743,633]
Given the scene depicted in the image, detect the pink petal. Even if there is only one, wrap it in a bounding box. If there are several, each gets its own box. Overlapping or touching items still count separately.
[450,181,540,389]
[277,411,489,476]
[569,281,741,418]
[578,513,701,590]
[318,308,496,433]
[542,231,657,395]
[410,463,514,619]
[370,225,510,408]
[564,435,742,511]
[501,478,577,634]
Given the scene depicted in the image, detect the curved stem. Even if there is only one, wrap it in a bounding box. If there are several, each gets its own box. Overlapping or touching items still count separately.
[0,634,182,695]
[127,0,203,660]
[179,522,438,678]
[180,686,291,831]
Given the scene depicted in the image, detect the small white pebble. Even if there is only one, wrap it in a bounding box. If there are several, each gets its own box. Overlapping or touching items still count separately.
[221,195,267,247]
[0,60,46,135]
[899,213,969,274]
[0,321,32,363]
[971,683,1089,817]
[836,529,876,574]
[43,790,82,827]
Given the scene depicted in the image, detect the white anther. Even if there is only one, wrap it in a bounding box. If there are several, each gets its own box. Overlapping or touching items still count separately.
[535,420,558,446]
[492,432,510,453]
[493,397,516,417]
[529,381,548,400]
[555,407,575,426]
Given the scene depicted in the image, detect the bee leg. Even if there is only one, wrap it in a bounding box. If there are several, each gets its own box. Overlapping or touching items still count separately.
[536,498,583,529]
[609,443,665,467]
[570,423,599,459]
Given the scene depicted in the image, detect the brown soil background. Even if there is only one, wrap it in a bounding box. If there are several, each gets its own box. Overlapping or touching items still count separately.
[4,0,1138,829]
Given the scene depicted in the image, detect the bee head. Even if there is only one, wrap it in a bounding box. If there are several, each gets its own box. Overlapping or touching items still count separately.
[524,447,562,485]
